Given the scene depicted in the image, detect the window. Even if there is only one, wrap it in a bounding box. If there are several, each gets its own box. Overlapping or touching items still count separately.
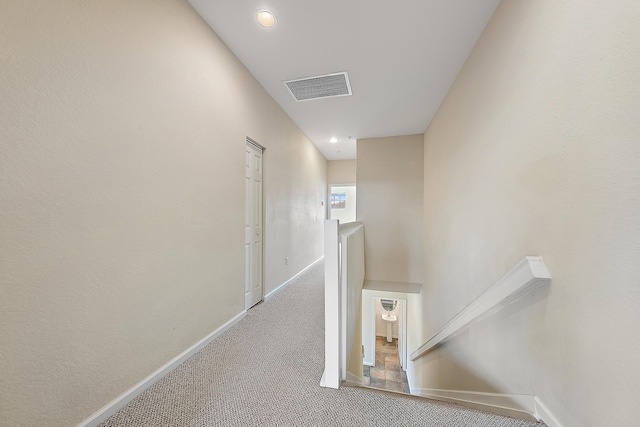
[330,192,347,209]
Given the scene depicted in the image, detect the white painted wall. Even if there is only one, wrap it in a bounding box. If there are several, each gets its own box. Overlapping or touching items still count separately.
[0,1,326,425]
[264,135,327,295]
[356,135,424,284]
[413,1,640,426]
[327,159,356,185]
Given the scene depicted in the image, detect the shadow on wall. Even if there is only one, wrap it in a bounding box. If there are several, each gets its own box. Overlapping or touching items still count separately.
[410,352,542,421]
[414,348,505,393]
[413,280,552,396]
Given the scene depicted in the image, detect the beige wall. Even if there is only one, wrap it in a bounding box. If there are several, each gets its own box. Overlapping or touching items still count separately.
[357,135,423,284]
[327,159,356,185]
[328,160,357,225]
[264,137,326,295]
[413,1,640,426]
[347,303,363,381]
[0,1,325,425]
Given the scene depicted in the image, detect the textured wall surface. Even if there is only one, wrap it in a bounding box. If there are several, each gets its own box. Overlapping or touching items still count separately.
[328,160,356,185]
[0,1,325,425]
[357,135,423,284]
[413,1,640,425]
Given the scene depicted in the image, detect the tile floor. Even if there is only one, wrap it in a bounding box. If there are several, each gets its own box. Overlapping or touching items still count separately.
[362,336,410,394]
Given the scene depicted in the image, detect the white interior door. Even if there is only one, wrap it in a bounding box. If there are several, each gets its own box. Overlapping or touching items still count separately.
[245,140,263,309]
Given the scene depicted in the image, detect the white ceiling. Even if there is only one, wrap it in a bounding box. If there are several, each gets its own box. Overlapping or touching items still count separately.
[188,0,500,160]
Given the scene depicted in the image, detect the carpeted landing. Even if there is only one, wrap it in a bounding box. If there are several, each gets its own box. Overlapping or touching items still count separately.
[101,262,545,427]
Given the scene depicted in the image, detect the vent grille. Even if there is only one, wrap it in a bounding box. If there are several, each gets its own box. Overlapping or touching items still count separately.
[284,71,352,101]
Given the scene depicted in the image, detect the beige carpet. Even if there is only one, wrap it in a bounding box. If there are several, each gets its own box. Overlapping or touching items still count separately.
[101,262,545,427]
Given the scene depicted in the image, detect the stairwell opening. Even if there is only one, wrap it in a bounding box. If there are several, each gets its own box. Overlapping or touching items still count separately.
[362,297,409,393]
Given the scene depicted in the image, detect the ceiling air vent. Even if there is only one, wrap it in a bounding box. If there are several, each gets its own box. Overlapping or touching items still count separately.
[284,71,352,101]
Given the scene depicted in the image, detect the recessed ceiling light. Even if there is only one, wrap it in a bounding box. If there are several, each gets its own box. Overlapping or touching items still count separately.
[256,10,276,28]
[329,137,338,143]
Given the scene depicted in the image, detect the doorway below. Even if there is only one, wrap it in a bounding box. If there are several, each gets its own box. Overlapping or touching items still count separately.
[362,296,409,394]
[363,337,410,393]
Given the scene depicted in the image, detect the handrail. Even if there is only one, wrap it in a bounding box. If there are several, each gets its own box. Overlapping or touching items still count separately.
[410,256,551,361]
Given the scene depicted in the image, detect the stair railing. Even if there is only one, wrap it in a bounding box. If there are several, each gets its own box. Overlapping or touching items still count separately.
[410,256,551,361]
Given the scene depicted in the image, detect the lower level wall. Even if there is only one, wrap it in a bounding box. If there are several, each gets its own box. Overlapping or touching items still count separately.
[356,135,423,285]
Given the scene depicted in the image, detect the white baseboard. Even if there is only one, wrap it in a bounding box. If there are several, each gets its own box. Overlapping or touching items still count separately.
[405,361,415,395]
[534,396,563,427]
[319,370,339,389]
[410,388,562,426]
[77,311,246,427]
[412,388,538,422]
[265,256,324,300]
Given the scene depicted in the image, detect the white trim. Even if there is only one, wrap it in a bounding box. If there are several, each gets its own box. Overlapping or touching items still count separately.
[405,360,415,394]
[321,220,340,389]
[264,256,324,300]
[409,389,563,426]
[246,136,265,151]
[77,311,246,427]
[400,299,407,370]
[534,396,564,427]
[362,289,410,369]
[410,256,551,361]
[340,222,365,381]
[412,388,539,422]
[363,280,422,294]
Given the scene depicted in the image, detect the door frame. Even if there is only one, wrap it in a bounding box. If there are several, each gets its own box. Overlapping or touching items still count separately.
[363,292,408,371]
[245,137,265,310]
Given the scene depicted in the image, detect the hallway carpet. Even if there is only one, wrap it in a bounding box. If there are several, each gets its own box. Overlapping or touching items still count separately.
[101,262,545,427]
